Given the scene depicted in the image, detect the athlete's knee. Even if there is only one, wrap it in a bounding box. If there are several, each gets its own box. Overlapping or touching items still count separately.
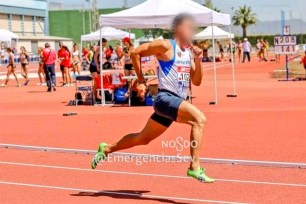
[139,137,152,145]
[131,132,150,146]
[193,112,207,128]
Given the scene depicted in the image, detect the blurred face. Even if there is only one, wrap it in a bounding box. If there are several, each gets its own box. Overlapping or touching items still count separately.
[123,41,129,47]
[176,18,196,44]
[102,41,107,48]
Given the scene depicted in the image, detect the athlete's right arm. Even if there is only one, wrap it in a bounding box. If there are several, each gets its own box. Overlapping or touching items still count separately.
[131,40,171,83]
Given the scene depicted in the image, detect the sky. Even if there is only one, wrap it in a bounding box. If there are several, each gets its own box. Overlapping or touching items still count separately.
[50,0,306,22]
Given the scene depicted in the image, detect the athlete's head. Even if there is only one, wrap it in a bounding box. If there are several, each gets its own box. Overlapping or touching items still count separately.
[171,13,196,45]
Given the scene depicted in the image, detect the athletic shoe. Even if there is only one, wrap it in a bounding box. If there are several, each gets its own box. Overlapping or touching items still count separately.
[0,84,6,87]
[23,80,30,86]
[37,83,42,86]
[16,84,21,87]
[91,143,107,169]
[187,167,214,183]
[41,83,47,86]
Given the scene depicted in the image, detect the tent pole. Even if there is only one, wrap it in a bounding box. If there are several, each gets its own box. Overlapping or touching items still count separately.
[210,25,218,105]
[99,28,105,106]
[228,25,237,97]
[128,28,132,106]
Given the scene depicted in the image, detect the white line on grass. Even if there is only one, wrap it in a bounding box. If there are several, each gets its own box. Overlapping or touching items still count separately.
[1,161,306,188]
[0,181,248,204]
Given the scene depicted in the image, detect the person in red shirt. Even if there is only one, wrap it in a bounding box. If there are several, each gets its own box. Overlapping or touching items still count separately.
[82,48,89,71]
[42,43,57,92]
[300,51,306,79]
[58,43,65,85]
[58,45,72,87]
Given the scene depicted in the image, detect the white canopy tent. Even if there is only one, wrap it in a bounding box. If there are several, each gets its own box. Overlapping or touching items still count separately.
[99,0,230,28]
[81,27,135,42]
[98,0,236,105]
[194,26,234,40]
[0,29,18,43]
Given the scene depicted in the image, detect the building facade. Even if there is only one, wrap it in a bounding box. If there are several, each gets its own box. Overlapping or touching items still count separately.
[0,0,48,37]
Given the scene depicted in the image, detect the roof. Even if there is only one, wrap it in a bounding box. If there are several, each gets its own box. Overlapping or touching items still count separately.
[18,35,73,41]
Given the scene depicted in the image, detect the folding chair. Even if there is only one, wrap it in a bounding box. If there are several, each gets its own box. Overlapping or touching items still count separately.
[75,75,94,106]
[95,73,126,103]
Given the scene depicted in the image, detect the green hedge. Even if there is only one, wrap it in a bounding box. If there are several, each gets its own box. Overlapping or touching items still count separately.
[234,34,306,46]
[49,8,144,43]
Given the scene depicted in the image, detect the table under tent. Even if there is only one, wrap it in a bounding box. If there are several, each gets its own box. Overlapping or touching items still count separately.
[97,0,235,106]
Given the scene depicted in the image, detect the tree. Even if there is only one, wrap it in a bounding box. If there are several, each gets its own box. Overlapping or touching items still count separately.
[203,0,221,12]
[232,5,257,37]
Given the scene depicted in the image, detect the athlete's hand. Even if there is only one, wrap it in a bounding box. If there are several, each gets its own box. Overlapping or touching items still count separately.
[188,43,203,59]
[192,46,203,59]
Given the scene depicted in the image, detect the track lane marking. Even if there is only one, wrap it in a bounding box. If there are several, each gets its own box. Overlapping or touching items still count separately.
[1,161,306,188]
[0,181,247,204]
[2,143,306,168]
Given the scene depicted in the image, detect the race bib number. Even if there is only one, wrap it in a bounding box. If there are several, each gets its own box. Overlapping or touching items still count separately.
[177,66,190,93]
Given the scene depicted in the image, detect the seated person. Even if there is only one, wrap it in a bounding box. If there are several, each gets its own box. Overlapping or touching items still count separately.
[125,69,156,106]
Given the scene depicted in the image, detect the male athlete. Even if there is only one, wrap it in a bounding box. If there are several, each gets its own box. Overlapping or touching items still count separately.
[91,13,214,183]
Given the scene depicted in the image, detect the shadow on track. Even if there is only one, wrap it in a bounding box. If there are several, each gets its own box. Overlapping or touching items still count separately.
[71,190,189,204]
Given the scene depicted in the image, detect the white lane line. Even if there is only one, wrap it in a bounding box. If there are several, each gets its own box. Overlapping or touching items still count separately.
[2,143,306,169]
[0,181,247,204]
[1,161,306,188]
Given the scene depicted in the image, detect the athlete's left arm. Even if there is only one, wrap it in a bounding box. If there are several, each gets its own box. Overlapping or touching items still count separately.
[190,47,204,86]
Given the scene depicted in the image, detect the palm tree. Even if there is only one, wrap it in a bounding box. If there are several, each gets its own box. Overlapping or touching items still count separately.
[232,5,257,37]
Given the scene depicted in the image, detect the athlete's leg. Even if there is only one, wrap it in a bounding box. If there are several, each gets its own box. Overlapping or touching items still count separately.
[4,66,12,85]
[105,118,168,154]
[176,101,207,171]
[11,67,20,86]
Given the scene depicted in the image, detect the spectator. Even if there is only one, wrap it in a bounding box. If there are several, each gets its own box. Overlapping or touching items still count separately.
[57,42,66,85]
[242,38,251,63]
[82,47,89,70]
[72,44,81,76]
[58,45,72,87]
[115,43,123,66]
[228,41,236,62]
[42,43,57,92]
[20,46,30,86]
[256,39,262,61]
[260,39,268,62]
[37,47,46,86]
[217,41,224,61]
[1,48,20,87]
[264,39,270,60]
[122,37,135,76]
[236,40,242,63]
[300,51,306,79]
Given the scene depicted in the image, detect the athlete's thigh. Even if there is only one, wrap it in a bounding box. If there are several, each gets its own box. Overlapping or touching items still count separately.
[138,118,169,141]
[7,67,12,75]
[176,100,206,125]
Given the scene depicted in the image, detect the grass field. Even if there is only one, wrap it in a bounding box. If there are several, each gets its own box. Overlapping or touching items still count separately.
[271,53,306,78]
[49,8,144,43]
